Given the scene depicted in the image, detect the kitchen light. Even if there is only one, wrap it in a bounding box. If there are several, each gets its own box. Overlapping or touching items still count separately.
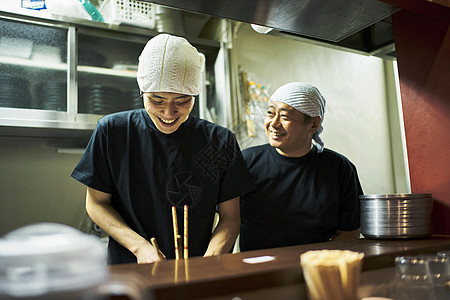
[251,24,273,34]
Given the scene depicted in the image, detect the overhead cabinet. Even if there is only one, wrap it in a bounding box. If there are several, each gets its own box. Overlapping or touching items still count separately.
[0,13,219,136]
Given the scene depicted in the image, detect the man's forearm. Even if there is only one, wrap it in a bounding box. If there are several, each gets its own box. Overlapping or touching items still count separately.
[204,216,240,256]
[86,187,150,257]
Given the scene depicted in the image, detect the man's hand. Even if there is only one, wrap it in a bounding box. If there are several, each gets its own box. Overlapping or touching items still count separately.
[134,241,166,264]
[86,187,165,264]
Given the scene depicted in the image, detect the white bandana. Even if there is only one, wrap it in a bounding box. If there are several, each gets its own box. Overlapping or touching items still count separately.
[137,34,205,96]
[269,82,326,152]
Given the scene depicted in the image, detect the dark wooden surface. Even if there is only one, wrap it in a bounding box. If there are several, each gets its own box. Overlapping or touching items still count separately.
[109,236,450,299]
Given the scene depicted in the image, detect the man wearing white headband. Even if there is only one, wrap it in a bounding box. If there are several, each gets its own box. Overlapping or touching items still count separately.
[240,82,362,251]
[72,34,253,264]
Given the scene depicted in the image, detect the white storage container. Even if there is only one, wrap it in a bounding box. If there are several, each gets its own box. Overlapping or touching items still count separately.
[99,0,155,28]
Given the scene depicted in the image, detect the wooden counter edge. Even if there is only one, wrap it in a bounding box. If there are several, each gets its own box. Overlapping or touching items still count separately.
[109,236,450,299]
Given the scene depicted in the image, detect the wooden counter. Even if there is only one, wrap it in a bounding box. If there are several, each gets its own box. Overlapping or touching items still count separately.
[109,236,450,299]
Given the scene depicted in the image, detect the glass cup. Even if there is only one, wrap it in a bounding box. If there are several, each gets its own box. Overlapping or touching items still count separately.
[394,256,435,300]
[437,250,450,259]
[426,255,450,300]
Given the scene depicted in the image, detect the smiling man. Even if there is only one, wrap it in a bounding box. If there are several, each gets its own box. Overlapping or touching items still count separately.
[142,92,194,134]
[72,34,254,264]
[239,82,363,251]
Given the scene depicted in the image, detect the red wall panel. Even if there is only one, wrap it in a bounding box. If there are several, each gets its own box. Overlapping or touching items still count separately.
[392,9,450,234]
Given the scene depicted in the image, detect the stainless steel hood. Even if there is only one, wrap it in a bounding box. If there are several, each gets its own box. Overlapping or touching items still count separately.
[144,0,399,58]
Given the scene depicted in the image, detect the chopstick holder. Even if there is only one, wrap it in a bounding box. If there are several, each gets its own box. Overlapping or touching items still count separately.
[300,250,364,300]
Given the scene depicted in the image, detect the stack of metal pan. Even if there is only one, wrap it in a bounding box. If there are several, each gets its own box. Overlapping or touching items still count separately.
[78,86,142,115]
[123,89,143,110]
[360,193,433,239]
[0,74,31,108]
[77,85,122,115]
[87,85,122,115]
[35,81,67,111]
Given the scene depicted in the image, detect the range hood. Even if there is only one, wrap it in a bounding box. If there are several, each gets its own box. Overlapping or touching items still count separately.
[144,0,399,59]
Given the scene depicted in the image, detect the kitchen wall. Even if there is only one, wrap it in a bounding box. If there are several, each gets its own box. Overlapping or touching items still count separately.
[232,23,408,195]
[0,143,88,236]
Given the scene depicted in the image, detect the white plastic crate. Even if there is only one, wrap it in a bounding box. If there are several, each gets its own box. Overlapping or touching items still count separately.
[99,0,155,28]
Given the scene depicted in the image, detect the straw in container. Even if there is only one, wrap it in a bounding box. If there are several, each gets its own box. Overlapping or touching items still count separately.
[300,250,364,300]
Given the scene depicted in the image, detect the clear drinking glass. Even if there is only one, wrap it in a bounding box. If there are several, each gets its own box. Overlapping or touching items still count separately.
[437,250,450,259]
[427,255,450,300]
[394,256,435,300]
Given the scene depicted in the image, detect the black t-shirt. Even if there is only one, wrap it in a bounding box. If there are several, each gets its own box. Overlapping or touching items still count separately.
[240,144,362,251]
[72,109,254,264]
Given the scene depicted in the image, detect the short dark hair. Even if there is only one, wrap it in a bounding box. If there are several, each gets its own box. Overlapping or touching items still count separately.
[304,114,312,124]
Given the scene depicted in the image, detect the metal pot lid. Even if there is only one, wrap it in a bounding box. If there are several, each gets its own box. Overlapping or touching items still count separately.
[359,193,432,200]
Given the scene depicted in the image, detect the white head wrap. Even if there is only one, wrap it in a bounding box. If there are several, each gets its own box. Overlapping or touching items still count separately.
[137,34,205,95]
[269,82,326,153]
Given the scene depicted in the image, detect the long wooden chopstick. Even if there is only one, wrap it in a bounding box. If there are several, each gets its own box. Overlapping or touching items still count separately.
[150,237,164,260]
[184,205,188,259]
[177,234,183,259]
[172,206,180,260]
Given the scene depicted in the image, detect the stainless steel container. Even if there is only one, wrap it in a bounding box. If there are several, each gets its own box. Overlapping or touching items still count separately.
[360,193,433,239]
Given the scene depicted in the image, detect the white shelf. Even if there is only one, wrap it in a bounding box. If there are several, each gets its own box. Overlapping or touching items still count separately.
[77,65,137,78]
[0,55,67,71]
[0,56,138,78]
[0,56,138,79]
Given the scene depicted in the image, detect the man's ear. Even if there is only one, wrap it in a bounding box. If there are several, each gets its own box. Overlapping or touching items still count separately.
[188,96,196,112]
[310,117,322,134]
